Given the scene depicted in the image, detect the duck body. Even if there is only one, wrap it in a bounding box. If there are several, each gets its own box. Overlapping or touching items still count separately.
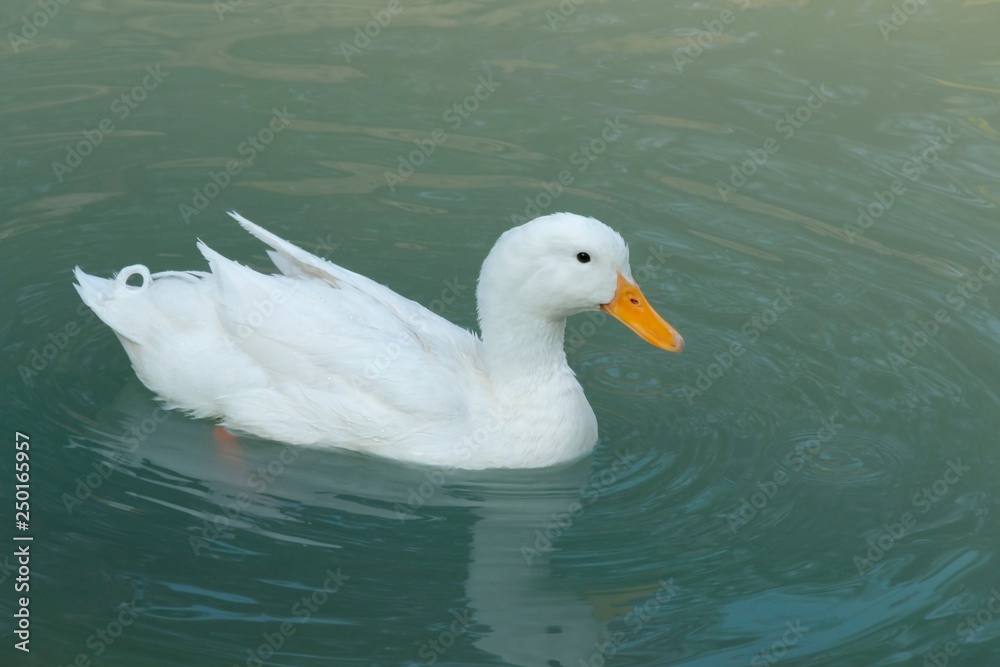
[75,212,681,469]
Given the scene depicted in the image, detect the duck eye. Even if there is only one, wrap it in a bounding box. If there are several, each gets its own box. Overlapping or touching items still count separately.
[576,252,591,263]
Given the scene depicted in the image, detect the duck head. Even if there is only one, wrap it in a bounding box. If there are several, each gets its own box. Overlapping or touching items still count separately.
[477,213,683,352]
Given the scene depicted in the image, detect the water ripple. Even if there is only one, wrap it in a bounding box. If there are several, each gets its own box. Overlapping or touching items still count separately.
[782,430,912,487]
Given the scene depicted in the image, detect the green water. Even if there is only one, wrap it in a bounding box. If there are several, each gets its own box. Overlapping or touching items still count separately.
[3,0,1000,665]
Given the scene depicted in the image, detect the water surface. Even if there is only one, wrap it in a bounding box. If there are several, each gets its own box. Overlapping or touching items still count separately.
[2,0,1000,665]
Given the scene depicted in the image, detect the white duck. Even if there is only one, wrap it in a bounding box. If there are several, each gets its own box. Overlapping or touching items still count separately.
[74,212,683,469]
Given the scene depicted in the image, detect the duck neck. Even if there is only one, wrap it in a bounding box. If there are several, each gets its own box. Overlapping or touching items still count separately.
[480,312,574,395]
[479,308,598,465]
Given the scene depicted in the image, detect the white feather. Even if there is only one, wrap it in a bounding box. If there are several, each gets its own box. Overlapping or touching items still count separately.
[74,211,677,469]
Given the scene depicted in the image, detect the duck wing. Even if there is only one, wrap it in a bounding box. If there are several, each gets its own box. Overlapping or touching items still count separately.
[76,215,491,455]
[229,211,459,333]
[204,214,490,442]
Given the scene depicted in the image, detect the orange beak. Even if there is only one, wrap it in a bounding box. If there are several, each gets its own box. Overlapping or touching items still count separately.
[600,273,684,352]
